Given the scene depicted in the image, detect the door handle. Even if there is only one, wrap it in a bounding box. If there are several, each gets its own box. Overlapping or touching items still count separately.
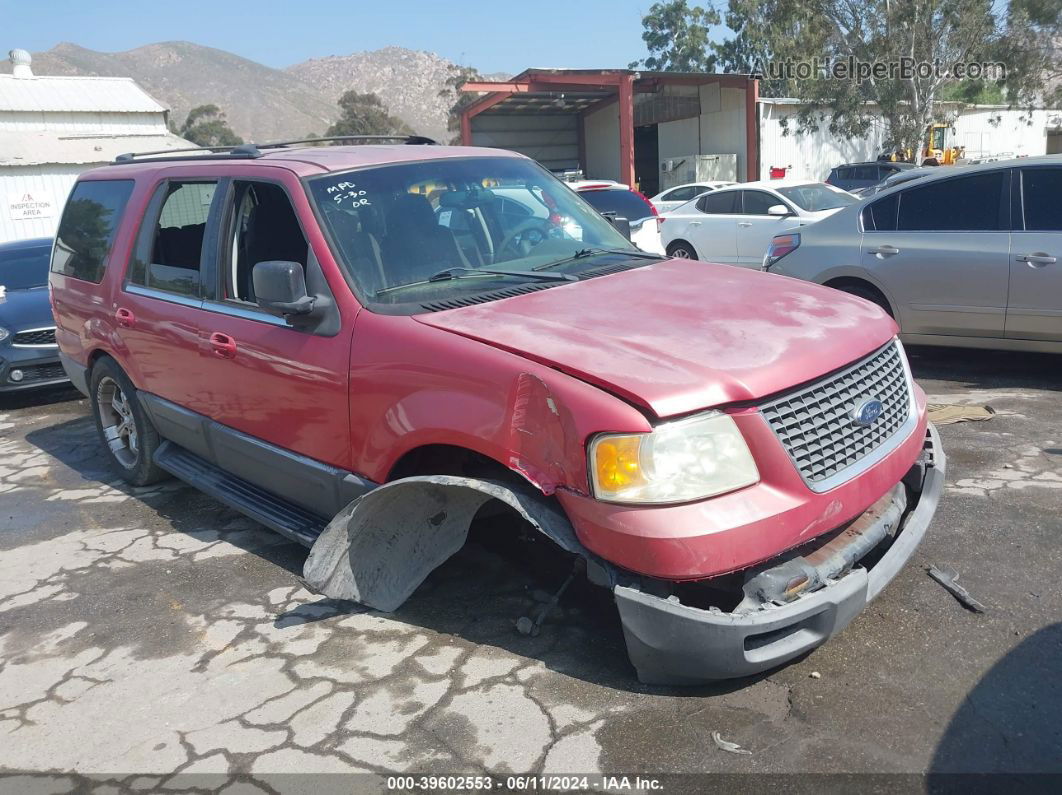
[688,221,701,226]
[209,332,237,359]
[738,221,753,227]
[115,307,135,328]
[1016,252,1056,267]
[870,245,900,257]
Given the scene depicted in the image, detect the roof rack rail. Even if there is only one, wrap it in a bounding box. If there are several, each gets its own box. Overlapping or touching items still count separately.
[112,135,436,164]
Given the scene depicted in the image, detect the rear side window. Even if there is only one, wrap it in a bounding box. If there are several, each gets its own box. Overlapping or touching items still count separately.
[699,191,739,214]
[579,189,653,220]
[863,194,899,231]
[852,165,877,181]
[896,171,1006,231]
[1021,168,1062,231]
[129,181,217,297]
[835,167,853,181]
[664,185,698,202]
[51,180,134,283]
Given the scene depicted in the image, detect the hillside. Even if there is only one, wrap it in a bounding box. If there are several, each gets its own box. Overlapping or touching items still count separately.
[1,41,502,144]
[1,42,337,142]
[287,47,463,142]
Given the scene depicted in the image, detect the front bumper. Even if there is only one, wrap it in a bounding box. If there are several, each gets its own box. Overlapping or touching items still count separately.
[0,347,68,392]
[614,424,945,685]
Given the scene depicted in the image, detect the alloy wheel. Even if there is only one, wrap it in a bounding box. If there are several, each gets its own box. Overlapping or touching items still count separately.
[96,376,138,469]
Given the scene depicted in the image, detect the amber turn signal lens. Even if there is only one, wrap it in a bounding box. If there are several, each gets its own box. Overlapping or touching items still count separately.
[592,435,646,492]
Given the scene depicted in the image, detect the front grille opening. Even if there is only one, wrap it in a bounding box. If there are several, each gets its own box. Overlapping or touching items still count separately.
[761,341,911,487]
[744,620,816,652]
[12,328,57,346]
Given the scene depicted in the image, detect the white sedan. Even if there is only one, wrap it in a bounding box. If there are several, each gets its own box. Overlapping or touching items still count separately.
[648,181,735,213]
[659,181,858,267]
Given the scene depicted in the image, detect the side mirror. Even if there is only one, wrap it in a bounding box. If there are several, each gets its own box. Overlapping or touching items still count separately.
[767,204,791,217]
[252,261,315,316]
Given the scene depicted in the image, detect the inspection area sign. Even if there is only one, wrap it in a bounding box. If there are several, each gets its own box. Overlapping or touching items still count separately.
[8,191,54,220]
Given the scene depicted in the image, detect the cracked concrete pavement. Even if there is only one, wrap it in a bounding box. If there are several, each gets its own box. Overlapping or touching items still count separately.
[0,346,1060,791]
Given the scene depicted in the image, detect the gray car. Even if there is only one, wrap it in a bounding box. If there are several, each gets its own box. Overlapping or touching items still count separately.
[764,155,1062,353]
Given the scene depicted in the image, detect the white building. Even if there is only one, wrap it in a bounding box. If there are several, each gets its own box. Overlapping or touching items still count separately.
[0,48,192,243]
[759,98,1062,182]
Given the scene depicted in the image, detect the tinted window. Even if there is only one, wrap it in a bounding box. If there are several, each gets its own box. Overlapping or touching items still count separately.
[896,172,1005,231]
[699,191,739,214]
[130,181,217,297]
[852,165,878,181]
[742,190,782,215]
[579,189,654,220]
[863,193,898,231]
[835,167,853,180]
[663,185,697,202]
[881,165,901,176]
[51,180,134,283]
[0,243,51,290]
[224,182,309,304]
[1021,168,1062,231]
[777,184,857,211]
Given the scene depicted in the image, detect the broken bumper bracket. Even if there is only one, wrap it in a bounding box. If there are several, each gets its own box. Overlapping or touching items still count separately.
[614,424,946,685]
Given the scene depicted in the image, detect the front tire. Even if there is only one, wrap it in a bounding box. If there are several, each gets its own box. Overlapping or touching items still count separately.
[666,240,699,260]
[89,358,167,486]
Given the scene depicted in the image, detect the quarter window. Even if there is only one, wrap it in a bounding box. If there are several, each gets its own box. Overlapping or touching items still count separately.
[1020,168,1062,231]
[895,171,1006,231]
[51,180,134,283]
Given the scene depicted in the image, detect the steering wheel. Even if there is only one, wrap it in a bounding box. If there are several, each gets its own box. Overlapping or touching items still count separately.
[495,218,551,261]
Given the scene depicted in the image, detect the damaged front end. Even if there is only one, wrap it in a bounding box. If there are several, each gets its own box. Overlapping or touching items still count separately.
[614,425,946,685]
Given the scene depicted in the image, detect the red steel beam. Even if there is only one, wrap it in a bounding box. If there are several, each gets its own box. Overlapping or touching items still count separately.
[618,73,636,188]
[745,77,760,181]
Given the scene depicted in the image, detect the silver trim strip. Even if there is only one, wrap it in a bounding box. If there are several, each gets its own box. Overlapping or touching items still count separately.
[123,283,203,309]
[11,326,58,349]
[199,300,290,327]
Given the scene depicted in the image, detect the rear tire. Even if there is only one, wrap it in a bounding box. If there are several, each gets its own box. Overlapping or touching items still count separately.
[833,282,894,318]
[666,240,699,260]
[89,358,167,486]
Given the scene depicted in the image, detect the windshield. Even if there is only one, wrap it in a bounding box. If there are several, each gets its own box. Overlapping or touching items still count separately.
[0,242,51,290]
[776,184,858,212]
[307,156,639,306]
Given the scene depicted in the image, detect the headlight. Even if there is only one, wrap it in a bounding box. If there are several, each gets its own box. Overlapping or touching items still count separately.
[0,327,9,343]
[589,412,759,504]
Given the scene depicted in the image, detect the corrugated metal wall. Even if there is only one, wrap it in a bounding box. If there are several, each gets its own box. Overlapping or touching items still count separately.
[0,165,81,243]
[471,114,579,172]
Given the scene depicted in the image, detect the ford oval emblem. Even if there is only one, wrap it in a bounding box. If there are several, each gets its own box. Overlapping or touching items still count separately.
[852,398,884,427]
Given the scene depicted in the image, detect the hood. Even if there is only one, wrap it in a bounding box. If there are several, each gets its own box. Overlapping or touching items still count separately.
[0,286,53,334]
[414,259,897,418]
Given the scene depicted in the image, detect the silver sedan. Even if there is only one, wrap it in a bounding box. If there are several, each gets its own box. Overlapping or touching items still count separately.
[764,155,1062,353]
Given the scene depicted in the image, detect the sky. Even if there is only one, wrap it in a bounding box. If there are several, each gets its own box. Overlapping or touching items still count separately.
[2,0,690,74]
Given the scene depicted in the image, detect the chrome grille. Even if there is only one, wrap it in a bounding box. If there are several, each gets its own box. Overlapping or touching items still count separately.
[761,342,912,489]
[12,327,57,347]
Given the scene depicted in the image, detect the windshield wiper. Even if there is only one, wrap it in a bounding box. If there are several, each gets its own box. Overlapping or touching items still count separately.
[373,265,575,297]
[533,247,664,271]
[427,267,576,283]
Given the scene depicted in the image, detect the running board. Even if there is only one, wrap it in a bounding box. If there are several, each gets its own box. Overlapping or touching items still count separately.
[154,441,326,547]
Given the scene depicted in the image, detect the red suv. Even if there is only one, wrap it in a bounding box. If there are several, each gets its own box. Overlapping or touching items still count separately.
[50,138,944,685]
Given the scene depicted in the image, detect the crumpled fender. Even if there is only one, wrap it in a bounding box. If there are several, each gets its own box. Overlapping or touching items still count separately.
[302,475,588,611]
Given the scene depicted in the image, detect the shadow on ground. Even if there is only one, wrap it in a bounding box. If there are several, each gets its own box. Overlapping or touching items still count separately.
[24,415,769,696]
[930,622,1062,784]
[907,346,1062,392]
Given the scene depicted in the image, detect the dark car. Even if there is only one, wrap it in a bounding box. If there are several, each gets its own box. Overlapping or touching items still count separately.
[825,161,916,192]
[0,237,67,392]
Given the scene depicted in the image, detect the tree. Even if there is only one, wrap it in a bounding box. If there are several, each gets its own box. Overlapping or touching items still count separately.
[715,0,1004,160]
[629,0,721,72]
[174,104,243,147]
[439,64,484,144]
[326,91,413,139]
[997,0,1062,110]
